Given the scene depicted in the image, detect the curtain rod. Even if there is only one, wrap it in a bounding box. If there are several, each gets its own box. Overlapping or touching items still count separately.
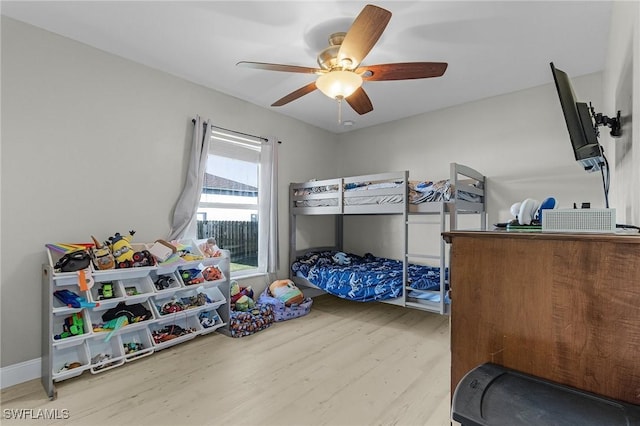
[192,119,281,144]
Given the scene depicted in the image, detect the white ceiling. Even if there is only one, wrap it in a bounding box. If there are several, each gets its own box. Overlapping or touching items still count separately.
[1,1,613,133]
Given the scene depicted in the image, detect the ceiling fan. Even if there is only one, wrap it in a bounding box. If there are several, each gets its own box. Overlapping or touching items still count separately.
[236,4,448,119]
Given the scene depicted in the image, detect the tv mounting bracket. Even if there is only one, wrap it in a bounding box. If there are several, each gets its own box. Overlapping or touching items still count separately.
[590,103,622,137]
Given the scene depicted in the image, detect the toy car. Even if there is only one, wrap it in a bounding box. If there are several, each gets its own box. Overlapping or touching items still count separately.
[98,283,114,299]
[154,275,175,291]
[117,249,154,269]
[180,268,204,285]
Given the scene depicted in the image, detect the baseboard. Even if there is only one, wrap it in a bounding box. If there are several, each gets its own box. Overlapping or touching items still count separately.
[0,358,41,389]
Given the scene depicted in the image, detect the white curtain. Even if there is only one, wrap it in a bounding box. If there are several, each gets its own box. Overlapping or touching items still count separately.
[168,116,211,240]
[259,137,279,274]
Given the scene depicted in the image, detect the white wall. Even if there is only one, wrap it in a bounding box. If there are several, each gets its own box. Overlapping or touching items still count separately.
[0,17,338,369]
[604,1,640,227]
[333,73,606,258]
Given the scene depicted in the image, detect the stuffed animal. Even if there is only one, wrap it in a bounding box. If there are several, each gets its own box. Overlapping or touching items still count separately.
[269,279,304,306]
[230,280,255,310]
[332,251,351,266]
[234,295,256,312]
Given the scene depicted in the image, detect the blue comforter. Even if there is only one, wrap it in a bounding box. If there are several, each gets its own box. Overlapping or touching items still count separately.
[291,251,444,302]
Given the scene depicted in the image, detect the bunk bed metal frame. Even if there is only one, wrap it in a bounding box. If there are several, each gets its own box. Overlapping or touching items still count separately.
[288,163,487,315]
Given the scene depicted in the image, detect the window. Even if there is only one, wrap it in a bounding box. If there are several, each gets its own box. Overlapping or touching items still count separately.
[196,128,277,277]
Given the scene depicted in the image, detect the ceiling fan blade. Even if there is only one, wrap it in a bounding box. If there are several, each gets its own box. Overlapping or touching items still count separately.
[346,87,373,115]
[358,62,448,81]
[237,61,322,75]
[271,82,318,107]
[338,5,392,69]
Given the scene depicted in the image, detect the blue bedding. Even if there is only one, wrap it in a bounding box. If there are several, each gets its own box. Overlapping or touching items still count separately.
[291,251,444,302]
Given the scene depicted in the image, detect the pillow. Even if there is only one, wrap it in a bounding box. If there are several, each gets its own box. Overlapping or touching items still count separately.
[268,279,304,306]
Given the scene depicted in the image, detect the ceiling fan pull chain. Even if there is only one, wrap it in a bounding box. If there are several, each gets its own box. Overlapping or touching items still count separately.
[337,97,342,124]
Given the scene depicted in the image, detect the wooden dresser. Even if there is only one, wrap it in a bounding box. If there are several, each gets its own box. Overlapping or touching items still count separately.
[442,230,640,405]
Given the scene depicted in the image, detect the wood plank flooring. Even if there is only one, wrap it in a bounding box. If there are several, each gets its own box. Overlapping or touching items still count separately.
[1,295,452,426]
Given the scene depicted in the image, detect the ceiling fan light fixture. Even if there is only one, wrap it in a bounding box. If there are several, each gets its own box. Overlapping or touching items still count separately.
[316,70,363,100]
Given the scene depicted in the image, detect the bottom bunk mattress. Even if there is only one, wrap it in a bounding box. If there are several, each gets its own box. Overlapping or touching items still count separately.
[291,250,444,302]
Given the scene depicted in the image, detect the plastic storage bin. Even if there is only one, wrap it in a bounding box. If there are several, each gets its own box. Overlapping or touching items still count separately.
[87,334,125,374]
[88,300,155,335]
[120,328,154,361]
[149,270,183,296]
[154,239,206,274]
[149,314,201,350]
[151,286,225,318]
[51,310,92,348]
[88,280,126,309]
[51,341,90,381]
[197,309,224,335]
[118,275,156,303]
[452,363,640,426]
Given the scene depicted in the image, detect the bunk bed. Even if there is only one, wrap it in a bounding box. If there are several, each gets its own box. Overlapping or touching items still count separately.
[288,163,487,315]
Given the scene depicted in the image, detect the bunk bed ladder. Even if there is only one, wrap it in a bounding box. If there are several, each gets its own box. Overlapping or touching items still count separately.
[405,200,448,315]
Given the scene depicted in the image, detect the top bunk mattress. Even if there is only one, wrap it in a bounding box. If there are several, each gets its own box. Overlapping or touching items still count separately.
[292,178,481,207]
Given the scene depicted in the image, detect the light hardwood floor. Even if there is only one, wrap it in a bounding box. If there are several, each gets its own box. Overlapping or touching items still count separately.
[2,295,452,426]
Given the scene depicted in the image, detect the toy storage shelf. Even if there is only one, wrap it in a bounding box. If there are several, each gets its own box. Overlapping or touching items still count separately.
[41,249,231,400]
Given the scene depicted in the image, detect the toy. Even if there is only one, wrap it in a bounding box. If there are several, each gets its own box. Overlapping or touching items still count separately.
[268,279,304,306]
[123,341,145,355]
[98,283,114,299]
[230,281,254,305]
[509,197,557,225]
[148,239,176,262]
[90,235,115,270]
[199,311,220,328]
[202,265,222,282]
[180,268,204,285]
[54,250,91,273]
[199,238,221,258]
[54,313,85,340]
[234,294,255,312]
[151,324,195,343]
[332,251,351,266]
[230,280,255,311]
[53,289,99,309]
[124,286,139,296]
[107,231,154,268]
[171,240,205,262]
[154,275,175,291]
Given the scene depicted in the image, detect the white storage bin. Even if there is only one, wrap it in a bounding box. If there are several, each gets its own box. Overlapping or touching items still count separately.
[197,308,224,335]
[120,328,154,362]
[46,245,92,275]
[149,270,183,296]
[199,265,226,289]
[194,238,224,260]
[149,314,201,350]
[87,280,125,309]
[91,243,155,280]
[52,341,90,381]
[51,284,91,315]
[88,300,155,336]
[150,293,183,318]
[176,265,206,287]
[119,275,156,303]
[52,310,92,347]
[87,334,125,374]
[179,286,226,311]
[154,239,205,274]
[152,286,225,318]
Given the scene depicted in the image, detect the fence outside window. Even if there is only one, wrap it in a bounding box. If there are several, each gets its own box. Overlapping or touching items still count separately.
[197,220,258,268]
